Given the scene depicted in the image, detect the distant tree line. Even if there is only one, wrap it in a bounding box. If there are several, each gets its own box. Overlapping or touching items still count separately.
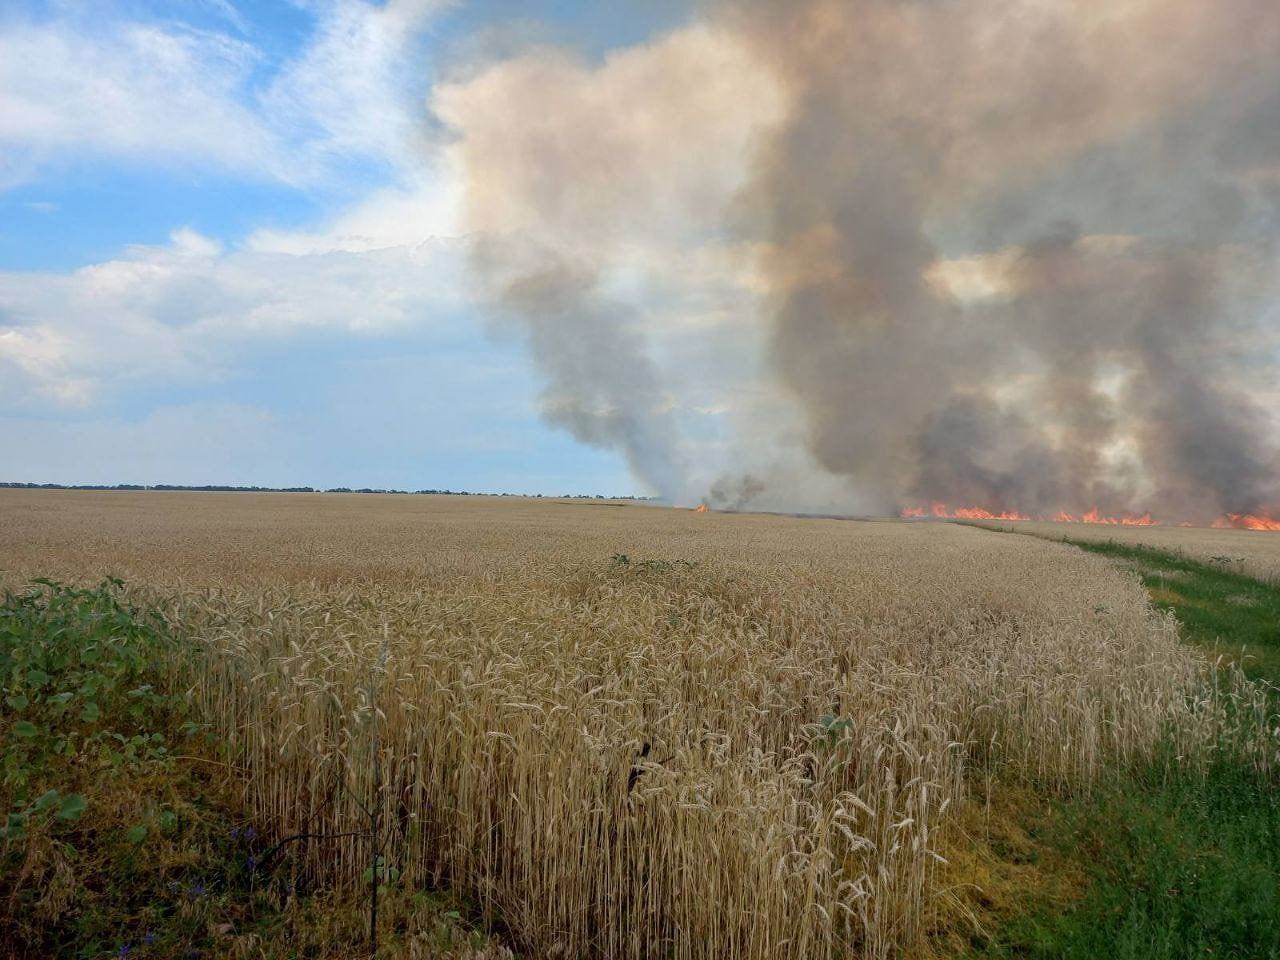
[0,482,651,500]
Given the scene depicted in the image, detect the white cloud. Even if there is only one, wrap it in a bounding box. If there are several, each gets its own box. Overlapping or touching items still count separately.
[0,17,282,187]
[246,171,462,254]
[0,228,470,409]
[192,0,251,36]
[0,1,450,188]
[0,326,91,405]
[259,0,450,172]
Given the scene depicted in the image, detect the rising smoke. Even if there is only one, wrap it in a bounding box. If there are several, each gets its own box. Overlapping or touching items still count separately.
[442,0,1280,519]
[474,237,690,496]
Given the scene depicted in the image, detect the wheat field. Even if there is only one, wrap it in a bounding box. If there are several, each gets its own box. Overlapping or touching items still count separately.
[0,490,1267,958]
[971,519,1280,585]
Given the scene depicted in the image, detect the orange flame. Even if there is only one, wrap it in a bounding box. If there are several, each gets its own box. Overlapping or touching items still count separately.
[1122,514,1156,526]
[1070,508,1156,526]
[1213,512,1280,531]
[953,507,1031,520]
[900,502,1278,530]
[899,503,1029,521]
[693,503,708,513]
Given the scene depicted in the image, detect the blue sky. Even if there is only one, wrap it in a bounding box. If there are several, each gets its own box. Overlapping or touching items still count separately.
[0,0,691,494]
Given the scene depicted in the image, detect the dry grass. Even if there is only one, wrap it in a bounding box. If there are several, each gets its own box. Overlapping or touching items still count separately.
[0,491,1263,958]
[971,519,1280,585]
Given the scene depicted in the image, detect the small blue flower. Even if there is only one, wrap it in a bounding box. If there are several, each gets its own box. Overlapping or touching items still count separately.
[246,855,257,872]
[142,932,156,946]
[190,882,206,897]
[244,826,256,841]
[117,945,131,958]
[229,827,240,841]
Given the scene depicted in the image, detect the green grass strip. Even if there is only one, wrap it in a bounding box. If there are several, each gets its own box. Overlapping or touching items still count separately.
[967,536,1280,960]
[1067,539,1280,683]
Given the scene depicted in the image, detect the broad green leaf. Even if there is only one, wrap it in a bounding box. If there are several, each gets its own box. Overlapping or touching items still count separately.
[126,824,148,844]
[25,669,50,687]
[58,794,87,821]
[33,789,60,812]
[13,720,37,737]
[5,694,28,712]
[80,702,100,723]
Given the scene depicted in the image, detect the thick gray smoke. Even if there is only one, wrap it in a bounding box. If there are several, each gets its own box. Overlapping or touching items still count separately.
[707,473,766,510]
[729,0,1280,519]
[432,27,774,501]
[443,0,1280,517]
[477,239,690,495]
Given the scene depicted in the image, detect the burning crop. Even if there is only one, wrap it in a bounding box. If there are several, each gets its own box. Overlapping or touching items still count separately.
[901,503,1278,531]
[1215,513,1280,532]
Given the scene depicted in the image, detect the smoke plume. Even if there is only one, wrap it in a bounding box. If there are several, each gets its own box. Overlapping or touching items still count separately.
[476,239,690,495]
[440,0,1280,518]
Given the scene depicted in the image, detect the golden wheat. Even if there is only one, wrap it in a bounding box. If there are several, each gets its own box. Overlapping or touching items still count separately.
[971,519,1280,585]
[0,491,1263,958]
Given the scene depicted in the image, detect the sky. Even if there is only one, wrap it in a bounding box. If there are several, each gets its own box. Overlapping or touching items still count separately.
[2,1,1277,514]
[0,0,693,495]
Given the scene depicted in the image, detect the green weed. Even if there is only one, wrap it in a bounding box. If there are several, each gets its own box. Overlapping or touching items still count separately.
[0,578,504,959]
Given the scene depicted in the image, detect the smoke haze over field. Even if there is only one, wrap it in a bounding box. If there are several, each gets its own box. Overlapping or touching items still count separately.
[439,0,1280,518]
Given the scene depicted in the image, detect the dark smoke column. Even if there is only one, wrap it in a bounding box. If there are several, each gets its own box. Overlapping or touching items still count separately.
[722,0,1280,520]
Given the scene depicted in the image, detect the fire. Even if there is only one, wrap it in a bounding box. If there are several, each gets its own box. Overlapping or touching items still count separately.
[1213,512,1280,531]
[898,503,1029,521]
[898,502,1279,530]
[952,507,1030,520]
[1069,508,1156,526]
[693,503,708,513]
